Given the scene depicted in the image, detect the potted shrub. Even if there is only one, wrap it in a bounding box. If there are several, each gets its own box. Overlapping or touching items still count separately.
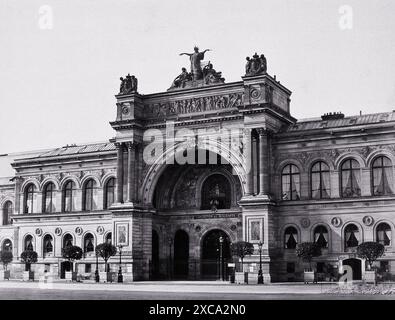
[296,242,321,284]
[230,241,254,284]
[20,250,38,281]
[357,241,385,284]
[0,251,13,280]
[95,243,117,283]
[62,246,83,282]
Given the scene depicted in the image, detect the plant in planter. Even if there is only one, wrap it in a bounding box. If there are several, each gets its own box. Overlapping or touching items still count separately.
[230,241,254,284]
[296,242,321,284]
[357,241,385,284]
[95,243,117,283]
[0,251,13,280]
[62,246,83,281]
[20,250,38,281]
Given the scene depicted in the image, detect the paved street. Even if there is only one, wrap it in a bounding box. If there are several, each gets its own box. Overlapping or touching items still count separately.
[0,281,394,300]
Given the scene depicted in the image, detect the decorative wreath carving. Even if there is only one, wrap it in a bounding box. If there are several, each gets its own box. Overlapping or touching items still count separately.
[300,218,310,228]
[331,217,342,228]
[97,226,105,235]
[362,216,374,226]
[75,227,83,235]
[55,227,62,236]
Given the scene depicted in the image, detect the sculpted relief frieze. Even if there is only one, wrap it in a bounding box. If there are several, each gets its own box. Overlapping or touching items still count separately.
[145,92,244,118]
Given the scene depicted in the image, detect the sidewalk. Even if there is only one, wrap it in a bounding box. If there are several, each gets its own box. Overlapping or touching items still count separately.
[0,280,338,295]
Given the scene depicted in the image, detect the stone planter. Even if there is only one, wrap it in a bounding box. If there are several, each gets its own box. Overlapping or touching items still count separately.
[235,272,247,284]
[303,271,315,284]
[65,271,77,282]
[99,272,116,283]
[247,272,259,285]
[23,271,34,281]
[0,270,10,280]
[364,270,376,284]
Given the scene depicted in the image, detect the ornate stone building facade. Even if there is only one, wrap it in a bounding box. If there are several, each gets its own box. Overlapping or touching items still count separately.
[1,49,395,282]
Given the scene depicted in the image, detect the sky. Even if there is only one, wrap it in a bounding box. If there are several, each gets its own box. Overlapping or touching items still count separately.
[0,0,394,155]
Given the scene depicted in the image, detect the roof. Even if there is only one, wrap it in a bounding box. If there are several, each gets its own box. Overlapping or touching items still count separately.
[286,111,395,132]
[36,142,116,158]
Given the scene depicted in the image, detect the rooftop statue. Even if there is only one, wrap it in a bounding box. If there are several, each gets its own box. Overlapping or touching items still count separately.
[169,67,192,89]
[179,46,211,80]
[119,74,138,95]
[202,62,225,85]
[245,52,267,76]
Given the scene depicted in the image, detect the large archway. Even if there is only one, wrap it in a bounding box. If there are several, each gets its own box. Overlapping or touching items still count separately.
[143,143,246,207]
[174,230,189,279]
[201,229,231,280]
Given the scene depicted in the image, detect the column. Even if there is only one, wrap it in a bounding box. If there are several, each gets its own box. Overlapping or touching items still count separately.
[252,135,258,195]
[127,142,136,203]
[134,144,141,203]
[258,128,269,195]
[244,128,254,196]
[116,143,124,203]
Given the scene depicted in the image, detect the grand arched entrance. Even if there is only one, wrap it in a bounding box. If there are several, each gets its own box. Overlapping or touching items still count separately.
[201,229,231,280]
[174,230,189,279]
[343,258,362,280]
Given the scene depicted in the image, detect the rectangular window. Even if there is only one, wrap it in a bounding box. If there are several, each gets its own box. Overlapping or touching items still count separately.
[286,262,295,273]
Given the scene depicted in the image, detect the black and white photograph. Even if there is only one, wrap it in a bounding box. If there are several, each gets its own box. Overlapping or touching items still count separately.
[0,0,395,314]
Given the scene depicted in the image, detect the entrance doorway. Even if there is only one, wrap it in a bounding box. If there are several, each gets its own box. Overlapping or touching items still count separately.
[343,258,362,280]
[60,261,72,279]
[152,230,160,280]
[201,229,231,280]
[174,230,189,279]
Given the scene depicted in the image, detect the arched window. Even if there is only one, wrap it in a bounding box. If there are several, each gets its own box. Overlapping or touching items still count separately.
[63,234,73,248]
[84,233,94,252]
[24,235,34,251]
[201,174,231,210]
[104,178,115,209]
[311,162,330,199]
[376,223,391,246]
[281,164,300,200]
[284,226,298,249]
[24,184,36,214]
[344,224,360,249]
[372,156,394,196]
[341,159,361,198]
[43,183,56,213]
[2,201,13,225]
[105,232,112,244]
[314,226,329,248]
[43,234,53,255]
[83,179,98,211]
[63,181,76,212]
[2,239,12,252]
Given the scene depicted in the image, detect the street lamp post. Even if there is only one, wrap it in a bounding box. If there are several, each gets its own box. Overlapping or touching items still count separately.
[258,241,263,284]
[219,236,224,281]
[118,245,123,283]
[95,252,100,283]
[168,237,173,280]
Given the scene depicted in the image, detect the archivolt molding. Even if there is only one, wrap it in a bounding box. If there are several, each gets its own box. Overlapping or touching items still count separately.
[140,140,247,205]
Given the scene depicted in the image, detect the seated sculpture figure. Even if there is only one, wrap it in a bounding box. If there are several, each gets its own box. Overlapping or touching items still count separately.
[202,62,225,85]
[170,67,192,89]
